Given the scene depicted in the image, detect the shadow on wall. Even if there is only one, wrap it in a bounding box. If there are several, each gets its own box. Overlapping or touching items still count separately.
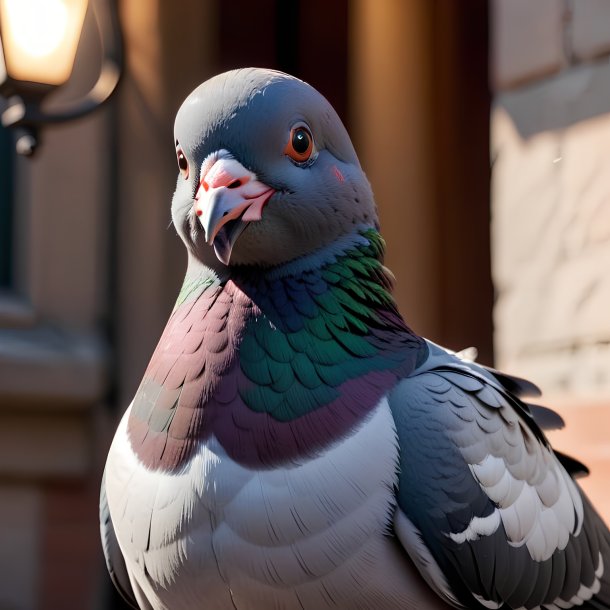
[498,62,610,139]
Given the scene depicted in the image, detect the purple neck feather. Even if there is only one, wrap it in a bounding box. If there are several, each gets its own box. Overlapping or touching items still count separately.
[127,233,425,470]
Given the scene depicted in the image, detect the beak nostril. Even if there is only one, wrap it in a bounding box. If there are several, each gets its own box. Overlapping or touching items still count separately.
[227,179,242,189]
[203,181,209,192]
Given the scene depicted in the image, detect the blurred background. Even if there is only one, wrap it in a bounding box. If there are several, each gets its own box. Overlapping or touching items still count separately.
[1,0,609,608]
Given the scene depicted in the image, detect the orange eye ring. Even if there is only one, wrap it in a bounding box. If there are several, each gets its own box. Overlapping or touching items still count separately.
[176,147,189,179]
[284,126,314,163]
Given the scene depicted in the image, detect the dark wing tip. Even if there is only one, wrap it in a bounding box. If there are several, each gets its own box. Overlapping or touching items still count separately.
[554,449,591,479]
[526,403,566,431]
[483,366,542,399]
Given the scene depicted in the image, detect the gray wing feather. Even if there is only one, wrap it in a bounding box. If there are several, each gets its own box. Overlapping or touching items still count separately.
[100,471,139,610]
[390,343,610,609]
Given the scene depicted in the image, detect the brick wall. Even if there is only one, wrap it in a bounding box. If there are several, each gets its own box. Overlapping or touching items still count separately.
[491,0,610,399]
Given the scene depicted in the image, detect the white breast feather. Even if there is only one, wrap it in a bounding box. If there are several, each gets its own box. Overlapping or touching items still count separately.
[104,398,402,609]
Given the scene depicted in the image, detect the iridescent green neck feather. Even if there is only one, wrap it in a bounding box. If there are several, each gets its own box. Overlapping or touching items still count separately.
[128,229,427,469]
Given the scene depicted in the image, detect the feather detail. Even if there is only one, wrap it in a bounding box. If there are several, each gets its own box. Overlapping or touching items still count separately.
[127,230,426,470]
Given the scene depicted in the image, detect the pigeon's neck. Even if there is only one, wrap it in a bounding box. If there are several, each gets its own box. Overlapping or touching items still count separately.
[229,228,400,334]
[250,228,376,282]
[128,229,427,471]
[214,229,427,461]
[177,228,390,308]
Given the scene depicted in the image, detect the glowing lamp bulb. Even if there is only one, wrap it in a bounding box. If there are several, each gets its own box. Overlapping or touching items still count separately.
[8,0,69,58]
[0,0,88,86]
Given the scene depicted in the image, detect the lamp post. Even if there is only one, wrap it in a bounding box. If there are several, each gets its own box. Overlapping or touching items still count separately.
[0,0,122,156]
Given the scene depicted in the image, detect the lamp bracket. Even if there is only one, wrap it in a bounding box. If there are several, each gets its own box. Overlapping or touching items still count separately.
[1,0,122,155]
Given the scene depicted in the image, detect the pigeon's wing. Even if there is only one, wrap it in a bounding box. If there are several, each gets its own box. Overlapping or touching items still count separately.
[389,344,610,609]
[457,350,590,479]
[100,471,139,609]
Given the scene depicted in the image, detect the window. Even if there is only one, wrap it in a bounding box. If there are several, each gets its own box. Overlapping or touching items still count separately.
[0,125,12,288]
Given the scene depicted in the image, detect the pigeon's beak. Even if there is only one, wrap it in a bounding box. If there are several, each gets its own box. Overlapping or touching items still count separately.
[194,151,275,265]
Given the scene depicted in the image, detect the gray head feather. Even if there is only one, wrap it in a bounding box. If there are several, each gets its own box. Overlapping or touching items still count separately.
[171,68,376,268]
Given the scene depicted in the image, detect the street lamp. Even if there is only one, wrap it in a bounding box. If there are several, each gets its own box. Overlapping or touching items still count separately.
[0,0,122,156]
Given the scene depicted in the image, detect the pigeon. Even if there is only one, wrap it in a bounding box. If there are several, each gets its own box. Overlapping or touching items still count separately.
[101,68,610,610]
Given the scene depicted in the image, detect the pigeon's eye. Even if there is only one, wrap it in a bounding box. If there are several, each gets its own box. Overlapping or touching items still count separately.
[176,148,189,179]
[285,126,314,163]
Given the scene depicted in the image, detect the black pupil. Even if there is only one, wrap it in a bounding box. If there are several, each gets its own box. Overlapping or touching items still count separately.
[178,153,187,171]
[292,129,310,154]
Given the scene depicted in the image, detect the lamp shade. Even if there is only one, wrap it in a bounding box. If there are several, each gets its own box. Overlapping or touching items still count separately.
[0,0,88,87]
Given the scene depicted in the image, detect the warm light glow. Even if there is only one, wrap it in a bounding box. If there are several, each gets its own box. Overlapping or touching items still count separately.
[0,0,87,85]
[7,0,68,58]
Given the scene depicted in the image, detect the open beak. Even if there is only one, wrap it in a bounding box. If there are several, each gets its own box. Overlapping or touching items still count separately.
[194,150,275,265]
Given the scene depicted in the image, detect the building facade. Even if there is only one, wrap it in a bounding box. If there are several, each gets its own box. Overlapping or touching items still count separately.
[0,1,607,608]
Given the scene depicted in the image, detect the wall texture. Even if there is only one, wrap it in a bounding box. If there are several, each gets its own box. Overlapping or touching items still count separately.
[491,0,610,519]
[492,0,610,398]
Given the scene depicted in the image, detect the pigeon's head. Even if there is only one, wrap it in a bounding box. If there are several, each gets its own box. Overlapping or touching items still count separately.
[172,68,376,268]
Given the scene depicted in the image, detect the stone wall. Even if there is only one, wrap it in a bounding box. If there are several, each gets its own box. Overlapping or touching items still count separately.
[491,0,610,400]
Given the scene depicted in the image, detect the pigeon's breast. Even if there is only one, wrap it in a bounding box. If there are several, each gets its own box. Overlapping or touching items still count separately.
[105,396,411,609]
